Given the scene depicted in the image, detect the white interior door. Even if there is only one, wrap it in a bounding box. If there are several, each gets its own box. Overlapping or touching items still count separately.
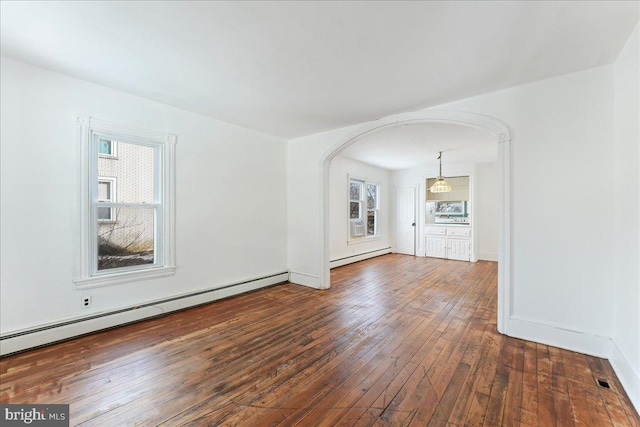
[395,187,416,255]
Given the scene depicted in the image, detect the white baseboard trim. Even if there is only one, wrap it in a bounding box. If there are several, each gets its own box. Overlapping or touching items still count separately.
[0,306,162,356]
[507,315,612,358]
[508,316,640,413]
[0,272,288,356]
[329,247,392,269]
[288,271,321,289]
[478,252,499,261]
[610,340,640,413]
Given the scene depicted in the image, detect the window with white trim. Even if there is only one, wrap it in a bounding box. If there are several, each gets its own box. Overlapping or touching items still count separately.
[75,116,176,288]
[349,177,380,240]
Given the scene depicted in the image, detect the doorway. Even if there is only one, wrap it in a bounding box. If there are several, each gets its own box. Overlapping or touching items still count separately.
[320,110,512,334]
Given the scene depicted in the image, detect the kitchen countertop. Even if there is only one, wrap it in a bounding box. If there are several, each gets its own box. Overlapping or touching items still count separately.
[425,223,470,227]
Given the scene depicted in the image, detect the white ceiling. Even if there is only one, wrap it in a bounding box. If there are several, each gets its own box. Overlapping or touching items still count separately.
[1,1,638,139]
[339,123,497,170]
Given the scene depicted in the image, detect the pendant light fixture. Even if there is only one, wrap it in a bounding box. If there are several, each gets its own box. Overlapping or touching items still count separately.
[430,151,452,193]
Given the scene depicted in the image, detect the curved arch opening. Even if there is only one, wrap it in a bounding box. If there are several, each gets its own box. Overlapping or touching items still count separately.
[319,110,512,334]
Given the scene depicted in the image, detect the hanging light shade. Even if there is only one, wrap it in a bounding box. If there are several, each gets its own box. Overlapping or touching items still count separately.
[430,151,452,193]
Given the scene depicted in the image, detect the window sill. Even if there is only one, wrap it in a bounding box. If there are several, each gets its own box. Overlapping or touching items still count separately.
[74,266,176,290]
[348,236,381,245]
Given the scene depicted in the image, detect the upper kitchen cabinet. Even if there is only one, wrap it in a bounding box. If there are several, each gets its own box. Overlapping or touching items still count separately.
[426,176,470,201]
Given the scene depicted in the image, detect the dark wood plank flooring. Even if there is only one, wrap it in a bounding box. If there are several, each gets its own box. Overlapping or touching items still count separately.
[1,255,638,426]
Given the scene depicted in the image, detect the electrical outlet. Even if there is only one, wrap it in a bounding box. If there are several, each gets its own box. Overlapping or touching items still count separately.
[82,296,91,308]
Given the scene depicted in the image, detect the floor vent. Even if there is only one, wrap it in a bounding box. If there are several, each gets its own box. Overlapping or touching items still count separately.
[597,379,610,389]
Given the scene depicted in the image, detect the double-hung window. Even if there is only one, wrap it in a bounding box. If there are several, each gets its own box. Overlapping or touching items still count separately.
[75,116,176,288]
[349,176,380,241]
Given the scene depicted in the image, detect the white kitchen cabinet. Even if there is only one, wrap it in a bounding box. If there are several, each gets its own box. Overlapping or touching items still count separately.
[425,236,447,258]
[425,225,471,261]
[447,238,471,261]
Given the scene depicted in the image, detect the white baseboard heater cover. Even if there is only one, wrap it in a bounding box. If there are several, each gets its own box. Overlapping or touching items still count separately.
[0,272,288,356]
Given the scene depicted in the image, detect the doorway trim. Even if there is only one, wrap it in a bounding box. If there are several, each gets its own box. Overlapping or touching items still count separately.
[319,109,512,334]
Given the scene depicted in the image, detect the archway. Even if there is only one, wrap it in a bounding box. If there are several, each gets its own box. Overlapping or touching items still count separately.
[319,110,512,334]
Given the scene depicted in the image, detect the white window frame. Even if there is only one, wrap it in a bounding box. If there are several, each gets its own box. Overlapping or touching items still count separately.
[75,116,176,289]
[97,176,117,222]
[98,138,118,158]
[348,175,381,244]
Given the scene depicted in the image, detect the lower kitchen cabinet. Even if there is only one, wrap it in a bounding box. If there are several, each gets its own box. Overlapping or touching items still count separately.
[425,236,447,258]
[447,238,471,261]
[425,226,471,261]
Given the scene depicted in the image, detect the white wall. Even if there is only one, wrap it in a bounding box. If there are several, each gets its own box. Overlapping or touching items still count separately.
[288,125,357,284]
[287,64,615,351]
[433,66,615,341]
[0,57,288,334]
[612,23,640,410]
[475,162,499,261]
[329,156,391,262]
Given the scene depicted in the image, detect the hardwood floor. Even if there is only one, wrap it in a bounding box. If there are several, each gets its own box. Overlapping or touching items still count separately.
[1,254,638,426]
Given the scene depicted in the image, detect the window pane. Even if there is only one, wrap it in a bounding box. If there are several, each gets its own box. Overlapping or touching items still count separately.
[367,210,376,235]
[350,181,362,201]
[367,184,377,209]
[98,181,111,200]
[98,207,155,270]
[350,201,360,219]
[97,206,112,220]
[97,140,154,204]
[99,139,112,155]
